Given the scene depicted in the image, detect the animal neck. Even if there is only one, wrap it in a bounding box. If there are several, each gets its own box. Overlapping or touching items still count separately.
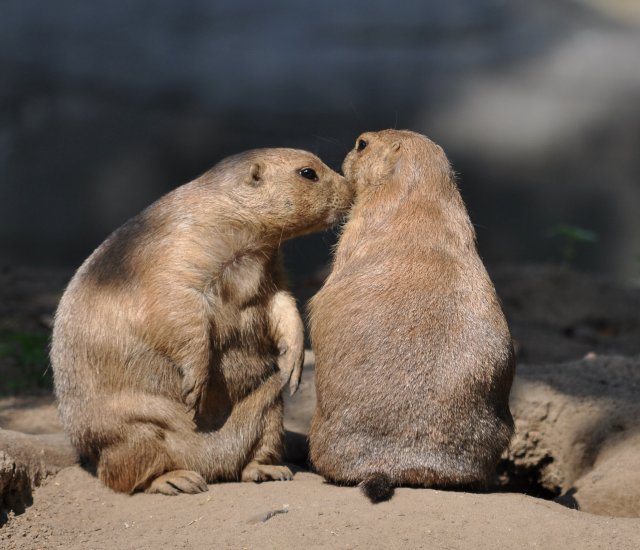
[391,160,476,251]
[160,188,278,292]
[333,169,476,272]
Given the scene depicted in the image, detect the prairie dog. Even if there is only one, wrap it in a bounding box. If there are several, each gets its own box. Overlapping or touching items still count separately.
[309,130,515,502]
[52,148,352,494]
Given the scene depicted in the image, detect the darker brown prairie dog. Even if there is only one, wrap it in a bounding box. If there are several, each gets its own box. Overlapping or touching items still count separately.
[309,130,515,503]
[51,148,352,495]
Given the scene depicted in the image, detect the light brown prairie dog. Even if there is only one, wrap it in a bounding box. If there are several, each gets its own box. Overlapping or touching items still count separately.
[51,148,352,494]
[309,130,515,502]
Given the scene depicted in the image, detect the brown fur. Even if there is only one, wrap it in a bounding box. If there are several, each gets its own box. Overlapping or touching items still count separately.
[51,148,352,495]
[309,130,515,497]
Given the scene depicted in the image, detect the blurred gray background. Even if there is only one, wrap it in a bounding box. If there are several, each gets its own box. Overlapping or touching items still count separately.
[2,0,640,290]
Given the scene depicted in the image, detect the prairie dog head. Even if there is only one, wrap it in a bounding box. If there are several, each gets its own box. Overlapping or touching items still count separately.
[342,129,453,204]
[213,148,354,241]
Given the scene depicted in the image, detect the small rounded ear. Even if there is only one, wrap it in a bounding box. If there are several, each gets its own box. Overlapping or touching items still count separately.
[369,141,403,183]
[248,162,263,186]
[385,141,402,170]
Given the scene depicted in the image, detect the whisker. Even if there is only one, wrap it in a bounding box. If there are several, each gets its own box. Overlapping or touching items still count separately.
[312,134,347,149]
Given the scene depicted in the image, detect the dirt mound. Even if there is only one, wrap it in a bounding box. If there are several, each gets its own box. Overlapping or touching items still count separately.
[0,429,76,517]
[503,354,640,517]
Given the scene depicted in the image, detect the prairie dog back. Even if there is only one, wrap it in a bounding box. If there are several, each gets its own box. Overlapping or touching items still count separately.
[309,130,515,502]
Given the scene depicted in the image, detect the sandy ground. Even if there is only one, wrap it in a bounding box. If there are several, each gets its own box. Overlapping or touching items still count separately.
[2,468,639,550]
[2,351,640,549]
[2,265,640,548]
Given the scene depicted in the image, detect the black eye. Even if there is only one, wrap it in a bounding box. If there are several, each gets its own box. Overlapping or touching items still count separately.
[299,168,318,181]
[357,139,368,152]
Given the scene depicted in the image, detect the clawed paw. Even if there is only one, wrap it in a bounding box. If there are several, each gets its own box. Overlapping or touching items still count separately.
[181,373,207,413]
[277,340,304,396]
[241,463,293,483]
[147,470,208,495]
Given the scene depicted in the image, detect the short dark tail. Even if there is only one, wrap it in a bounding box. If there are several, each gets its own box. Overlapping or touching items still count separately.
[360,473,394,503]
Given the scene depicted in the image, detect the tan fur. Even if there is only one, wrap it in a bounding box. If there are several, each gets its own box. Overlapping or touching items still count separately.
[309,130,515,491]
[51,148,352,494]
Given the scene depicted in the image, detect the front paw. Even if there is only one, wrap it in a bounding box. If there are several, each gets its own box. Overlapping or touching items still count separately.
[277,340,305,396]
[241,462,293,482]
[181,372,207,413]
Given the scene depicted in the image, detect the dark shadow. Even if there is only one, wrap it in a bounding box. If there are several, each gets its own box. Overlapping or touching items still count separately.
[194,354,233,433]
[79,454,97,477]
[0,469,34,525]
[495,456,561,501]
[284,430,309,468]
[555,488,580,510]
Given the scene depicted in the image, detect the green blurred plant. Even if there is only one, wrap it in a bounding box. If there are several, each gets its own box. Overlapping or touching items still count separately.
[548,224,598,267]
[0,330,52,393]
